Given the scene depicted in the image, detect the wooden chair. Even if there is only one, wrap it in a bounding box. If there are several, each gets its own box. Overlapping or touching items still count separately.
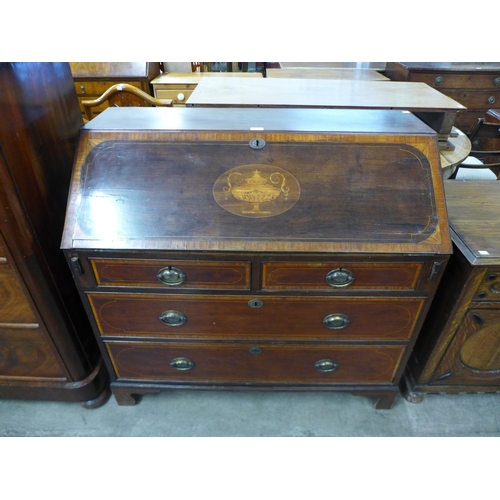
[449,110,500,179]
[82,83,173,121]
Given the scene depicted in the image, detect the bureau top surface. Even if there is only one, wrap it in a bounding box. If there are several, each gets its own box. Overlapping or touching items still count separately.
[185,77,466,111]
[83,106,437,134]
[62,107,450,254]
[444,181,500,265]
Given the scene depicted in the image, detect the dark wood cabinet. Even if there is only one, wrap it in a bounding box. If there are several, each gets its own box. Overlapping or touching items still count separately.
[0,63,109,406]
[403,181,500,401]
[385,62,500,134]
[61,106,451,409]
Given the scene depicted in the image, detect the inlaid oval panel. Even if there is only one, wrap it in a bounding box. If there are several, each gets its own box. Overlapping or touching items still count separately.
[213,164,301,218]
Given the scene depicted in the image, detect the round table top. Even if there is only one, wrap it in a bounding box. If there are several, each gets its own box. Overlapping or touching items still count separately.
[440,127,471,171]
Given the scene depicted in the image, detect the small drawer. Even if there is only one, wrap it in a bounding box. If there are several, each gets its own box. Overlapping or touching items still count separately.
[155,89,194,104]
[474,270,500,302]
[0,329,65,379]
[90,258,251,290]
[262,262,423,291]
[106,341,406,385]
[88,293,424,341]
[0,266,38,324]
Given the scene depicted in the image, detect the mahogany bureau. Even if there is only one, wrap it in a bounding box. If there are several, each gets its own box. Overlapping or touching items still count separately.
[402,181,500,401]
[61,107,452,409]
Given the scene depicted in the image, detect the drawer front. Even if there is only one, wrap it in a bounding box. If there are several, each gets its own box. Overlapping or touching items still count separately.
[155,89,194,104]
[89,293,424,341]
[441,89,499,109]
[0,265,38,325]
[0,329,65,379]
[474,269,500,302]
[407,72,500,89]
[262,261,423,291]
[90,258,251,290]
[106,341,406,384]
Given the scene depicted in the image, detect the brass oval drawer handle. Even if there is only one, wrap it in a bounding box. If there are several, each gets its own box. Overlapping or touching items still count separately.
[488,96,496,104]
[494,77,500,86]
[315,359,339,372]
[434,76,443,86]
[170,357,194,370]
[160,310,187,327]
[157,266,186,286]
[323,313,350,330]
[326,268,354,288]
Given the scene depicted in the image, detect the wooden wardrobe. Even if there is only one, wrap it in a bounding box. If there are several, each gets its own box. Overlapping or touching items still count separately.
[0,62,109,407]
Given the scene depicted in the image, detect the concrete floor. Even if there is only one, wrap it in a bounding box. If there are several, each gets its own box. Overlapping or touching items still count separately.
[1,388,499,437]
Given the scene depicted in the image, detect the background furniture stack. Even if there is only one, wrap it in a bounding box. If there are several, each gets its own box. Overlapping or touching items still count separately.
[385,62,500,135]
[0,63,109,406]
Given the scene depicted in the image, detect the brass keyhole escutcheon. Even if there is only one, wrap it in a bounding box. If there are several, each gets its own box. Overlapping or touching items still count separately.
[249,138,266,149]
[248,299,264,308]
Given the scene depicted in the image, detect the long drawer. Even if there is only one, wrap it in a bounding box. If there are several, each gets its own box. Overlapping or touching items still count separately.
[88,293,424,341]
[90,258,251,289]
[440,89,498,110]
[106,341,406,384]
